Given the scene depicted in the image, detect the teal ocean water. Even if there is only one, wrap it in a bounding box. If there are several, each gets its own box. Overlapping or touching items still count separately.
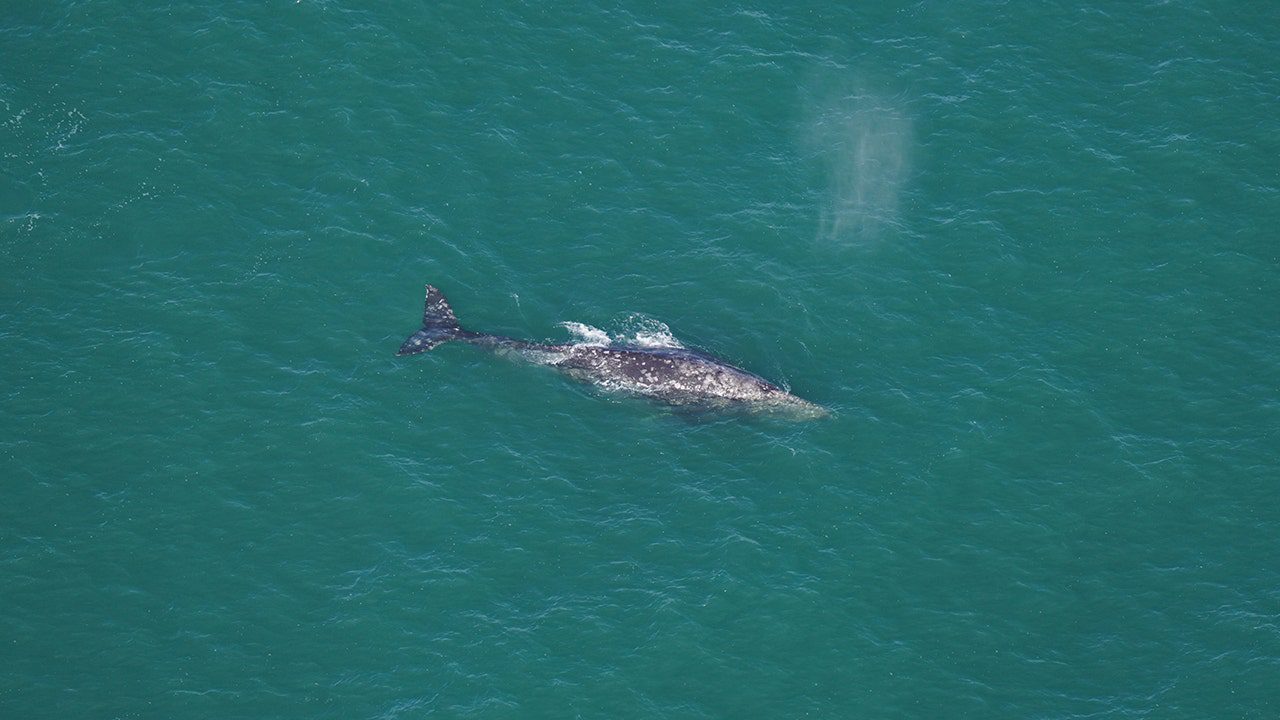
[4,2,1278,717]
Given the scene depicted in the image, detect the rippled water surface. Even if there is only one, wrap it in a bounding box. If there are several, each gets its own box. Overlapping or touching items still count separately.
[3,2,1278,718]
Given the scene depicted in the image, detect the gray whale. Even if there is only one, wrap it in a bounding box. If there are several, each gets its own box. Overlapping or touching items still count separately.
[397,285,828,418]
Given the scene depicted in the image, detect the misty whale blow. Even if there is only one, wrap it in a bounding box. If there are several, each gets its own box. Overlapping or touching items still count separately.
[397,285,828,418]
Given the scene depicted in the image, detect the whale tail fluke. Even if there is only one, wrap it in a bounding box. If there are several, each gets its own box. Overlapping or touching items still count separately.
[397,285,464,356]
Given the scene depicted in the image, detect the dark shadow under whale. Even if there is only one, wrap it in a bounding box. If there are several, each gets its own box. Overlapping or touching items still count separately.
[397,285,828,419]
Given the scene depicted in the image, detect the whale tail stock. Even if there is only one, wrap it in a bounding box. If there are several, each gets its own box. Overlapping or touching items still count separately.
[397,284,464,356]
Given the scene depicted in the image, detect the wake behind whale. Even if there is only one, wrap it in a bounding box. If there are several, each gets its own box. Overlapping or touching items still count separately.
[397,285,828,419]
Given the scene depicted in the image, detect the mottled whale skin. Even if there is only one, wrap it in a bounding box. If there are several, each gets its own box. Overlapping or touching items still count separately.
[397,285,828,418]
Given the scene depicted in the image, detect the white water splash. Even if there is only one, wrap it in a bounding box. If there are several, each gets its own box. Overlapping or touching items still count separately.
[619,314,684,349]
[558,322,611,346]
[557,315,685,349]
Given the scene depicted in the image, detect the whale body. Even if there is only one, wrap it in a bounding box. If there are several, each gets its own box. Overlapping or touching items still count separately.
[397,285,828,418]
